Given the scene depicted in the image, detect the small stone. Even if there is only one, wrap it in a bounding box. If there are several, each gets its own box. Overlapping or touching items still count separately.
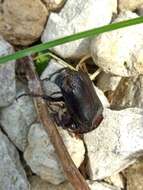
[84,108,143,180]
[91,11,143,77]
[105,173,125,189]
[119,0,143,11]
[42,0,66,11]
[24,123,85,184]
[0,81,37,151]
[0,129,29,190]
[42,0,117,59]
[0,0,48,45]
[111,76,143,109]
[97,72,121,92]
[124,158,143,190]
[29,176,121,190]
[0,36,16,107]
[88,181,121,190]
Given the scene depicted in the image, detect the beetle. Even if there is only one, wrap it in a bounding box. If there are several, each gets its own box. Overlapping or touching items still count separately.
[50,67,103,134]
[17,67,103,134]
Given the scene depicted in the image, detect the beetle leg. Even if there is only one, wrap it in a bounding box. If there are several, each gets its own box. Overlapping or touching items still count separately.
[16,93,64,102]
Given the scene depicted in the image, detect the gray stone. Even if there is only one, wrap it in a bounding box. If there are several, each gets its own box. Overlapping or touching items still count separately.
[91,11,143,77]
[42,0,117,59]
[84,108,143,180]
[0,129,29,190]
[0,36,16,107]
[0,81,37,151]
[24,123,85,184]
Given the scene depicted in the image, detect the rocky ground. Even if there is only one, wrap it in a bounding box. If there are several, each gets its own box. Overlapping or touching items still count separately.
[1,0,143,190]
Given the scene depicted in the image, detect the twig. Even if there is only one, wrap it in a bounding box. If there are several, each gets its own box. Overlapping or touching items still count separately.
[21,56,90,190]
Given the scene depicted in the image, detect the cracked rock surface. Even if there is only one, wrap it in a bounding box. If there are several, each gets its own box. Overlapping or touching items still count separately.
[84,108,143,180]
[42,0,117,59]
[0,36,16,107]
[24,123,85,184]
[0,129,29,190]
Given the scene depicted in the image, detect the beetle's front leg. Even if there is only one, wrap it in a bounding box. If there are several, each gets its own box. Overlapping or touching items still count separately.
[16,92,64,102]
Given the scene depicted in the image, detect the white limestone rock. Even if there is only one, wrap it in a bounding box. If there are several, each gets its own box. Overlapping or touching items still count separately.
[0,129,29,190]
[0,36,16,107]
[105,173,125,189]
[24,123,85,184]
[91,11,143,76]
[0,81,37,151]
[84,108,143,180]
[42,0,117,59]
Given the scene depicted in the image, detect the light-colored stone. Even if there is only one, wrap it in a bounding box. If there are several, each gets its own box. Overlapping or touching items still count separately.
[125,159,143,190]
[84,108,143,180]
[91,11,143,77]
[42,0,117,59]
[0,36,16,107]
[88,181,121,190]
[24,123,85,184]
[111,76,143,109]
[94,86,110,108]
[42,0,66,11]
[97,72,121,92]
[0,129,29,190]
[0,0,48,45]
[119,0,143,11]
[0,81,37,151]
[105,173,125,189]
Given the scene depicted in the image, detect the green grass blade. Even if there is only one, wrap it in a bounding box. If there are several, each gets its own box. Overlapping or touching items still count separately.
[0,16,143,64]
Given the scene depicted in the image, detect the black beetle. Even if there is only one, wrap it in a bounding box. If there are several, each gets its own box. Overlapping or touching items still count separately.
[52,67,103,134]
[17,67,103,134]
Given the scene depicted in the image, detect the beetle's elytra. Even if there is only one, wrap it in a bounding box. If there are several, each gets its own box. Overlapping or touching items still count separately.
[53,68,103,134]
